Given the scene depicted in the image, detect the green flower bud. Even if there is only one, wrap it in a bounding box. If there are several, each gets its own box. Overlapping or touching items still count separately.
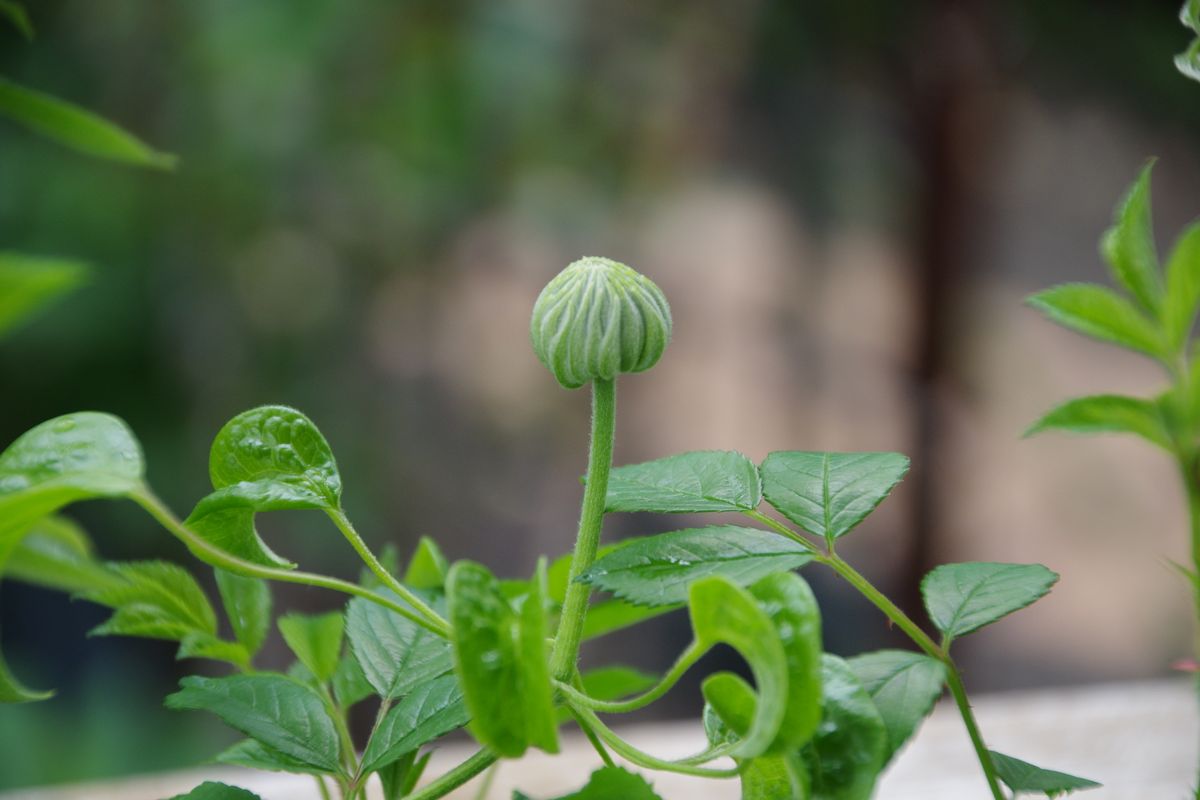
[530,256,672,389]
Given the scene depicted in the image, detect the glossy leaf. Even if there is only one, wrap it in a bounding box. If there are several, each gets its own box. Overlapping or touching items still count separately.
[922,562,1058,642]
[579,526,814,607]
[1100,162,1162,312]
[801,655,888,800]
[447,560,558,757]
[345,590,452,699]
[748,571,823,751]
[404,536,449,590]
[846,650,946,763]
[760,452,909,544]
[168,783,262,800]
[278,611,344,683]
[604,450,762,513]
[1025,394,1171,450]
[688,575,789,758]
[1163,223,1200,352]
[0,253,88,336]
[215,739,327,776]
[989,750,1101,797]
[0,1,32,39]
[0,78,176,169]
[6,516,122,595]
[166,674,342,774]
[360,673,470,773]
[184,505,292,570]
[1026,283,1164,358]
[215,569,272,660]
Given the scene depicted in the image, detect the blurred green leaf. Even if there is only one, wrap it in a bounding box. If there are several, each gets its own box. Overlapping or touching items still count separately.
[0,650,52,703]
[846,650,945,764]
[6,516,122,595]
[581,597,677,640]
[517,767,665,800]
[579,666,658,702]
[0,1,33,39]
[168,783,262,800]
[331,651,373,709]
[989,750,1101,797]
[0,78,175,169]
[278,611,344,683]
[1163,223,1200,351]
[360,673,469,774]
[166,674,343,774]
[579,526,814,607]
[800,655,888,800]
[215,569,272,661]
[1027,283,1165,359]
[1179,2,1200,82]
[0,253,88,337]
[215,739,327,776]
[922,563,1058,643]
[379,751,430,800]
[1100,162,1162,311]
[404,536,449,590]
[1025,394,1172,450]
[604,450,763,513]
[760,452,910,545]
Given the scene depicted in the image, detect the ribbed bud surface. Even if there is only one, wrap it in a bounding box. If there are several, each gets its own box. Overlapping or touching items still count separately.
[530,257,672,389]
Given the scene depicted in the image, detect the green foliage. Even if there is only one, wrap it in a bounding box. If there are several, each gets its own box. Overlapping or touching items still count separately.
[516,767,665,800]
[1179,0,1200,81]
[5,516,122,595]
[404,536,449,590]
[0,1,32,39]
[1100,161,1161,313]
[278,611,344,683]
[578,525,814,606]
[0,77,176,169]
[988,751,1100,797]
[759,452,909,546]
[800,655,888,800]
[1025,394,1172,450]
[169,783,263,800]
[578,666,658,702]
[166,674,343,774]
[345,590,452,699]
[360,673,469,773]
[214,570,272,661]
[0,253,88,337]
[604,450,762,513]
[1026,283,1164,358]
[379,751,430,800]
[846,650,945,763]
[215,739,327,776]
[921,563,1058,643]
[446,560,558,757]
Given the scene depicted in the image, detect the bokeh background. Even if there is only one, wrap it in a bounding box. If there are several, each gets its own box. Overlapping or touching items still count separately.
[3,0,1200,789]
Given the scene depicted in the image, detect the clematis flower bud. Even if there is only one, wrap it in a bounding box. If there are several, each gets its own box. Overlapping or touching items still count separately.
[530,256,672,389]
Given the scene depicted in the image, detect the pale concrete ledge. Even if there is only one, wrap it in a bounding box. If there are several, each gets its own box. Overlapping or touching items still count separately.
[2,680,1193,800]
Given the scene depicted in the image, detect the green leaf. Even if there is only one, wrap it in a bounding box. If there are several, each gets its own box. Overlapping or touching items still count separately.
[0,78,176,169]
[86,561,218,643]
[360,673,470,773]
[748,571,823,751]
[989,750,1101,797]
[447,560,558,757]
[404,536,449,590]
[0,412,144,544]
[168,783,263,800]
[6,516,123,595]
[922,562,1058,643]
[582,598,676,640]
[604,450,762,513]
[0,253,88,337]
[521,767,665,800]
[687,575,789,758]
[332,652,374,708]
[215,569,272,660]
[279,611,344,683]
[1180,36,1200,83]
[0,1,33,39]
[846,650,946,763]
[579,666,659,702]
[579,526,815,607]
[177,632,251,665]
[702,674,810,800]
[1099,162,1162,312]
[379,751,430,800]
[345,590,453,700]
[760,452,910,545]
[1027,283,1164,358]
[166,674,342,774]
[1025,394,1171,450]
[215,738,328,776]
[800,655,888,800]
[1185,0,1200,32]
[0,649,52,703]
[1163,223,1200,352]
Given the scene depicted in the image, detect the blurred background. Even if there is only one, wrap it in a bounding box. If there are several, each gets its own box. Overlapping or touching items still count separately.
[3,0,1200,789]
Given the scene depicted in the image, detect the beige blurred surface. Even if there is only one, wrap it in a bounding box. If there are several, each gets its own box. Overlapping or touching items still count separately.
[3,680,1191,800]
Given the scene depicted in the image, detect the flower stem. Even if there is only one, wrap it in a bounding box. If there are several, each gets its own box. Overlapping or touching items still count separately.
[550,378,617,681]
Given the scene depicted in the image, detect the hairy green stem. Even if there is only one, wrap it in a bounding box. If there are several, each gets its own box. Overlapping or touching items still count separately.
[404,749,497,800]
[131,489,450,637]
[555,640,704,713]
[326,508,448,633]
[567,704,617,768]
[550,378,617,681]
[570,703,741,778]
[944,666,1006,799]
[314,776,332,800]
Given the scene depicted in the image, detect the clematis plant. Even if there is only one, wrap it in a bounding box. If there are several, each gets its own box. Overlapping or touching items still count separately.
[0,257,1097,799]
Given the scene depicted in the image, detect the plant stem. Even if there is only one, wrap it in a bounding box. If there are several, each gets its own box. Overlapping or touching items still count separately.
[131,489,450,637]
[314,777,333,800]
[944,664,1006,799]
[550,378,617,681]
[555,640,704,713]
[326,508,449,633]
[1179,455,1200,800]
[404,749,497,800]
